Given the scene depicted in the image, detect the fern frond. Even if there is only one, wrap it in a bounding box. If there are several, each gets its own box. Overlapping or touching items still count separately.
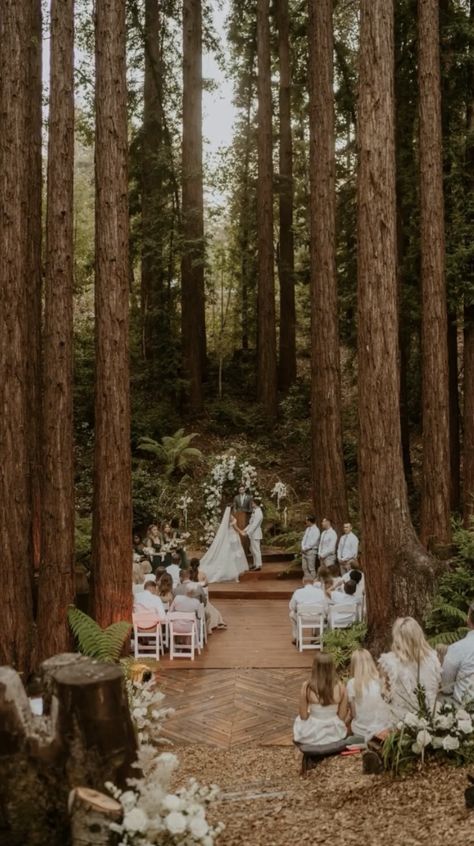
[67,606,131,662]
[428,627,468,646]
[431,603,468,624]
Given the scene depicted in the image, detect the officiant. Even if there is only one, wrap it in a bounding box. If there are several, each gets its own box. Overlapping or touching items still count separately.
[232,485,252,553]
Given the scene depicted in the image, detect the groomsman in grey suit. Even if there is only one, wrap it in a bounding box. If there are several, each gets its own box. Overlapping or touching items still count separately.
[239,498,263,570]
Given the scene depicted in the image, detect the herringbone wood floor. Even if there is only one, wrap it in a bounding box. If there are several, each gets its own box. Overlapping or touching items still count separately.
[159,668,306,748]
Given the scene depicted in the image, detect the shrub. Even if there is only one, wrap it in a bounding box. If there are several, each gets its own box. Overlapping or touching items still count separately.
[323,623,367,672]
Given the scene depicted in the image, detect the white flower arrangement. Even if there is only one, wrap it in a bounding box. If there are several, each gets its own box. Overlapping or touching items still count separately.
[201,454,259,546]
[270,481,288,510]
[177,495,193,529]
[106,679,224,844]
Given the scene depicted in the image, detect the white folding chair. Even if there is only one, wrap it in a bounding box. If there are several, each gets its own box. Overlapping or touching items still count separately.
[168,611,198,660]
[198,612,208,649]
[132,612,163,660]
[328,602,358,630]
[296,604,325,652]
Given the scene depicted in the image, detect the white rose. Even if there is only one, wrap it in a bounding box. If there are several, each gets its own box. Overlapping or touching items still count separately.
[457,719,473,734]
[403,712,419,728]
[456,709,471,721]
[162,794,182,812]
[123,808,149,833]
[435,713,454,730]
[165,812,187,834]
[189,816,209,838]
[411,741,422,754]
[442,735,460,751]
[416,729,432,748]
[120,790,137,813]
[432,736,444,748]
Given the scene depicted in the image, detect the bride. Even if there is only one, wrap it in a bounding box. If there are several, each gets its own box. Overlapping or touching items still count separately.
[199,506,249,583]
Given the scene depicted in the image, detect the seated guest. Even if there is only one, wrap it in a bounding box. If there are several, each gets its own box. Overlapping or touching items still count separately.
[189,562,227,631]
[169,583,203,639]
[329,580,359,626]
[289,576,328,644]
[133,580,166,618]
[314,565,336,598]
[133,534,148,559]
[157,572,174,608]
[189,557,209,590]
[441,604,474,704]
[378,617,441,723]
[293,652,348,745]
[174,568,208,605]
[166,553,181,587]
[155,565,166,582]
[347,649,390,740]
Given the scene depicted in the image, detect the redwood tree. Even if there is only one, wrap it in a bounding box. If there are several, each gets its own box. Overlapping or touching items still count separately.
[464,0,474,526]
[256,0,278,419]
[0,0,34,670]
[275,0,296,392]
[91,0,133,627]
[418,0,451,547]
[181,0,206,412]
[37,0,75,660]
[357,0,434,648]
[308,0,348,529]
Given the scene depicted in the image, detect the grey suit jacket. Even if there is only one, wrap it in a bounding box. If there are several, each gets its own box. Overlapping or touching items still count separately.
[233,493,253,513]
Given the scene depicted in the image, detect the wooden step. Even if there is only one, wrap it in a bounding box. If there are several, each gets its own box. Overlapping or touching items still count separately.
[259,550,296,564]
[209,577,298,601]
[240,562,302,582]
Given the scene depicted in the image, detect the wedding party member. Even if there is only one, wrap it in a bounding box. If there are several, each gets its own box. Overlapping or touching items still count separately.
[346,649,390,740]
[441,604,474,703]
[133,580,166,617]
[293,653,348,745]
[318,517,338,572]
[337,523,359,572]
[289,576,328,643]
[300,516,320,579]
[378,617,441,723]
[242,498,263,570]
[199,507,249,583]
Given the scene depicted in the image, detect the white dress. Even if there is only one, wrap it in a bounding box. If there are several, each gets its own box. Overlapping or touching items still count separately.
[346,678,391,739]
[378,650,441,725]
[199,506,249,583]
[293,703,347,745]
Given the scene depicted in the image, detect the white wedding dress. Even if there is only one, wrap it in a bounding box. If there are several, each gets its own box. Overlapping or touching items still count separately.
[199,507,249,583]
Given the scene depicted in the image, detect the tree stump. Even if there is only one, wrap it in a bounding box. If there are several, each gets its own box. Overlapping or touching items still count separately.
[69,787,122,846]
[0,656,137,846]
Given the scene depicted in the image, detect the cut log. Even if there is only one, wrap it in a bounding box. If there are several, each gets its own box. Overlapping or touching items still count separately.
[69,787,122,846]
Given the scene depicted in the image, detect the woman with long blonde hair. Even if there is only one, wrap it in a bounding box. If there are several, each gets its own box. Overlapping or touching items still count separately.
[293,652,348,745]
[378,617,441,722]
[347,649,390,739]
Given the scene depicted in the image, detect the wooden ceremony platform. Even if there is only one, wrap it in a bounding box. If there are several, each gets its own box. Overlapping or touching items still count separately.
[157,551,312,748]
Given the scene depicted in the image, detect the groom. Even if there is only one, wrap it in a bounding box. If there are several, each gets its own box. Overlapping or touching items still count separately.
[239,498,263,571]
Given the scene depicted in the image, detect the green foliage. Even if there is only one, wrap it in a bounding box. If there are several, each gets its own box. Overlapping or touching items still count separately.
[137,429,203,478]
[323,623,367,673]
[67,606,131,663]
[425,524,474,642]
[75,515,92,564]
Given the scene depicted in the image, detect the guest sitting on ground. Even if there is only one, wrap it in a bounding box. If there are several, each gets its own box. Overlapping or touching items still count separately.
[289,576,328,645]
[441,603,474,704]
[378,617,441,723]
[157,572,174,608]
[346,649,391,740]
[133,580,166,617]
[189,561,227,631]
[293,652,348,745]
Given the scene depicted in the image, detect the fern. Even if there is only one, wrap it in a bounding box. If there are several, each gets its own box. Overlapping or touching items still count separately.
[430,602,468,625]
[428,627,468,646]
[138,429,202,477]
[67,606,131,663]
[323,623,367,672]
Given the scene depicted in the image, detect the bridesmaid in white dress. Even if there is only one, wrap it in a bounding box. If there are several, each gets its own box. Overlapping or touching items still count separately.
[293,653,349,745]
[199,506,249,583]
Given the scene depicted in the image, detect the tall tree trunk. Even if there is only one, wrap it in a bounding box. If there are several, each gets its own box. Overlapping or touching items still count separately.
[141,0,165,365]
[276,0,296,392]
[357,0,434,650]
[0,0,34,671]
[37,0,75,661]
[308,0,347,529]
[91,0,133,627]
[26,0,43,576]
[447,311,461,511]
[464,0,474,526]
[418,0,451,546]
[256,0,278,419]
[239,48,256,353]
[181,0,206,412]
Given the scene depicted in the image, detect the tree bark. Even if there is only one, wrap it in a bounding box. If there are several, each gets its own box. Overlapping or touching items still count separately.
[256,0,278,419]
[276,0,296,392]
[0,0,35,672]
[357,0,435,650]
[418,0,451,546]
[463,0,474,526]
[181,0,206,412]
[37,0,75,663]
[26,0,43,577]
[91,0,133,628]
[308,0,348,529]
[447,310,461,511]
